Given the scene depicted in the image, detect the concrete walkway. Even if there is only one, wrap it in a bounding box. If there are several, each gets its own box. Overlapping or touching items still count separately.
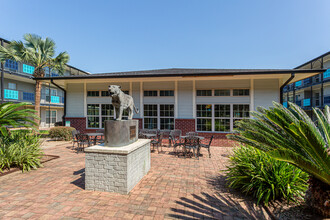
[0,141,270,219]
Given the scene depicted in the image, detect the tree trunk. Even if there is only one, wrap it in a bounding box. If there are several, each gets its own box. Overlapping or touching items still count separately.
[34,80,42,125]
[305,176,330,217]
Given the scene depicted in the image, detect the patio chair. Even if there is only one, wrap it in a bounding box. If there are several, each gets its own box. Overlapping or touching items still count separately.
[170,130,184,155]
[71,130,80,148]
[150,133,163,153]
[199,135,213,158]
[184,136,199,159]
[95,129,105,144]
[160,130,171,146]
[75,134,91,153]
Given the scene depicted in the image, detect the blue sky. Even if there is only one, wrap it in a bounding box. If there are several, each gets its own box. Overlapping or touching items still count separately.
[1,0,330,73]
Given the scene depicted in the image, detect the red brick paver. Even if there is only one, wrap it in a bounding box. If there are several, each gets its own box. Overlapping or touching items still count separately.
[0,142,270,219]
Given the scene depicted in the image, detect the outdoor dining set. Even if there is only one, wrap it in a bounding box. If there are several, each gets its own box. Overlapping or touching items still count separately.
[71,129,213,159]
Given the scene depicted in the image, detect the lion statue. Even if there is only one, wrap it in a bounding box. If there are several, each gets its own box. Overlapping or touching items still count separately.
[108,85,139,120]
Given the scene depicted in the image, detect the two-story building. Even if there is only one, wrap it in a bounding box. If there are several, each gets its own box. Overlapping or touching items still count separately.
[283,51,330,119]
[0,37,89,128]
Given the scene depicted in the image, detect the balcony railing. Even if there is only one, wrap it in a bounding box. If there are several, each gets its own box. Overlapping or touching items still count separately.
[41,93,64,105]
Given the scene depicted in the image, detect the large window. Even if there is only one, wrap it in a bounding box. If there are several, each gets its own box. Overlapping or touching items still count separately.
[45,88,57,102]
[144,91,158,97]
[197,90,212,96]
[214,105,231,132]
[87,91,99,97]
[5,59,18,70]
[87,104,100,128]
[101,104,115,128]
[196,104,212,131]
[144,104,174,129]
[160,90,174,96]
[233,89,249,96]
[8,83,16,90]
[214,89,230,96]
[46,110,56,124]
[196,104,249,132]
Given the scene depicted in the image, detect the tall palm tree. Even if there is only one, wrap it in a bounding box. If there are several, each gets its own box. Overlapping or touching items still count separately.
[227,102,329,216]
[0,34,69,124]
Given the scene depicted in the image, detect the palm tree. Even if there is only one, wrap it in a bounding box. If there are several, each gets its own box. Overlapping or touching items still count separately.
[0,34,69,124]
[227,102,329,216]
[0,102,39,136]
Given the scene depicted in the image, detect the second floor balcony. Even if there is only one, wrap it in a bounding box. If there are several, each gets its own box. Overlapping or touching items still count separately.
[3,89,64,105]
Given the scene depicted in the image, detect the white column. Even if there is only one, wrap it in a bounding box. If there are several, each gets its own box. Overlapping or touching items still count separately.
[250,78,254,112]
[192,80,196,118]
[175,80,178,118]
[83,81,87,117]
[140,81,143,118]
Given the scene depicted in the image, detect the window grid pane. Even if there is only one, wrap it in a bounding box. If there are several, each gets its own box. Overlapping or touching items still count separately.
[196,90,212,96]
[214,104,230,118]
[233,104,250,118]
[87,91,99,97]
[144,91,158,96]
[197,119,212,131]
[233,89,249,96]
[215,119,230,132]
[196,104,212,117]
[214,89,230,96]
[160,90,174,96]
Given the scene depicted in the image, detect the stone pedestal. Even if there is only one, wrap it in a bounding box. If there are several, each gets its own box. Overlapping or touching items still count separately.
[104,120,138,147]
[84,139,151,194]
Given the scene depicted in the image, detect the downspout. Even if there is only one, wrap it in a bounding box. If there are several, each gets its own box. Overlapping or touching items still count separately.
[51,79,66,126]
[1,39,4,104]
[280,73,295,104]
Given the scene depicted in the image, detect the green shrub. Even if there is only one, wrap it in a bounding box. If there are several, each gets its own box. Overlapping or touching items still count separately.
[49,126,75,141]
[225,145,308,206]
[0,130,43,172]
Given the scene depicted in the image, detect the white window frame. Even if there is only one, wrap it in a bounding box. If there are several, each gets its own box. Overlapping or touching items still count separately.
[143,104,175,130]
[8,82,17,90]
[196,103,250,133]
[143,90,175,97]
[46,110,57,125]
[196,88,250,97]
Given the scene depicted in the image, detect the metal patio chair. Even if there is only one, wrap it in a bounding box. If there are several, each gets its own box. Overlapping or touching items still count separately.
[75,134,91,153]
[71,129,80,148]
[199,135,214,158]
[170,130,184,156]
[150,133,163,153]
[183,136,200,159]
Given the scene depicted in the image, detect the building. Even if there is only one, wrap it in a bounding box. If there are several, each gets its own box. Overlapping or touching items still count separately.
[0,37,89,128]
[35,68,323,145]
[283,51,330,119]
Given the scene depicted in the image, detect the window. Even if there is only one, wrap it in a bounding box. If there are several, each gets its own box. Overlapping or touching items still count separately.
[87,104,100,128]
[214,105,230,132]
[5,59,18,70]
[197,90,212,96]
[160,104,174,130]
[45,88,57,102]
[87,91,99,97]
[214,89,230,96]
[101,104,115,128]
[144,91,158,96]
[23,92,34,101]
[324,96,330,104]
[144,104,158,129]
[196,104,212,131]
[8,83,16,90]
[46,110,56,124]
[233,104,250,128]
[233,89,249,96]
[196,104,250,132]
[22,64,35,74]
[160,90,174,96]
[101,91,109,96]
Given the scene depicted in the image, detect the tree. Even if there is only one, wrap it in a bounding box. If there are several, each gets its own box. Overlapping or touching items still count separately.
[0,34,69,124]
[0,102,39,136]
[227,102,329,216]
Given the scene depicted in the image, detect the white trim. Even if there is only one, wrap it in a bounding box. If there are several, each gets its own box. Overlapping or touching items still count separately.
[140,82,143,118]
[192,80,196,118]
[250,79,254,111]
[174,80,178,118]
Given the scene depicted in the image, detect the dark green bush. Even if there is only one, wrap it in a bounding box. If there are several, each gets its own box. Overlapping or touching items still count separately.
[225,145,308,206]
[0,130,43,172]
[49,126,75,141]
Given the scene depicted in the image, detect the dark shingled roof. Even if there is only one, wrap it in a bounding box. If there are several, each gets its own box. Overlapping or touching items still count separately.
[34,68,325,80]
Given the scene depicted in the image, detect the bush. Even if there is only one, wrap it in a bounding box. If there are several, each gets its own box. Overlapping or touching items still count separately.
[49,126,75,141]
[0,130,43,172]
[225,145,308,206]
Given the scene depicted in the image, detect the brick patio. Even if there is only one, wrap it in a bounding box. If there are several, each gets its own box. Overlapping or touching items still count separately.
[0,141,270,220]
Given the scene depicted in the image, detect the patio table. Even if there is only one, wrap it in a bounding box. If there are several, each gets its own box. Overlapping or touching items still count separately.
[180,136,205,158]
[142,133,157,139]
[86,132,104,145]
